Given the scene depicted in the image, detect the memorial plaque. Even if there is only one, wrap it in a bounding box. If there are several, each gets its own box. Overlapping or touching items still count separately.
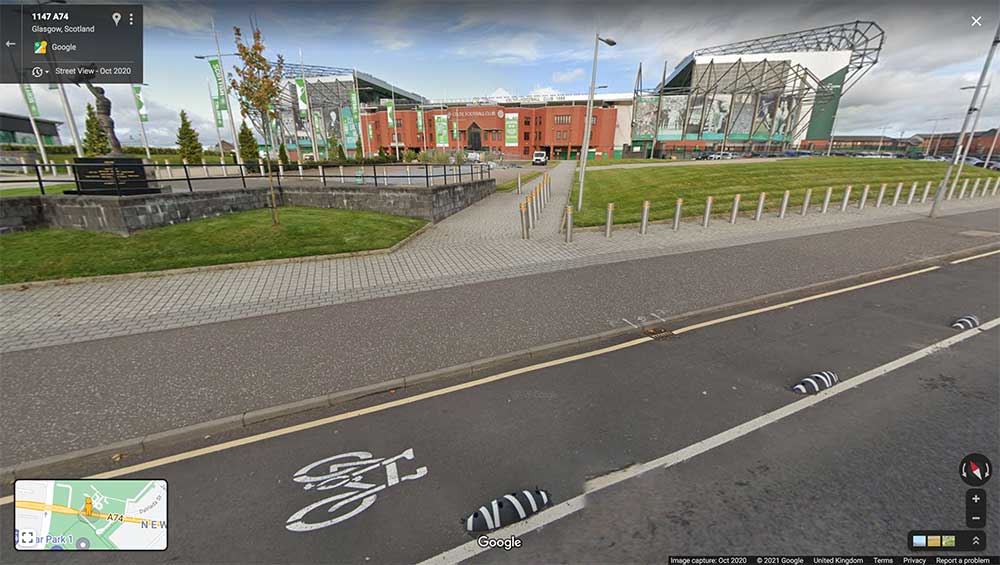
[69,157,161,195]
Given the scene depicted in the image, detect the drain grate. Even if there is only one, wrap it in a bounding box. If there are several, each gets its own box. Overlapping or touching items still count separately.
[643,327,673,340]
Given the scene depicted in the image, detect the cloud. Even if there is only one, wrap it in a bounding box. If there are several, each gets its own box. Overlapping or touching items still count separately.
[144,2,214,33]
[378,38,413,50]
[553,68,585,83]
[490,87,513,98]
[452,32,544,65]
[530,85,561,96]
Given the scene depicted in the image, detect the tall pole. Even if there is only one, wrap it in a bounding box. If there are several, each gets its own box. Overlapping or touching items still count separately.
[57,84,84,157]
[953,83,991,188]
[19,84,49,169]
[926,118,940,157]
[300,49,320,162]
[931,17,1000,217]
[353,69,367,159]
[826,112,838,156]
[132,85,152,159]
[208,78,226,171]
[213,17,242,165]
[985,124,1000,165]
[650,60,667,159]
[875,125,887,153]
[577,33,601,211]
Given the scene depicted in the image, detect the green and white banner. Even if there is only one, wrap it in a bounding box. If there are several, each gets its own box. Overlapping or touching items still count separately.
[132,85,149,123]
[212,95,224,128]
[434,114,448,147]
[367,122,373,140]
[208,58,227,111]
[452,119,458,141]
[20,84,39,118]
[313,109,327,157]
[504,112,518,146]
[350,90,360,134]
[386,99,395,128]
[295,78,310,120]
[416,107,423,132]
[341,107,358,150]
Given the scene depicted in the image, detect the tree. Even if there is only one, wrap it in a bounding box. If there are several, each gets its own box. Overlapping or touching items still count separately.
[230,26,285,225]
[278,143,288,165]
[176,111,203,164]
[82,103,110,156]
[238,122,258,170]
[378,146,388,160]
[337,142,347,162]
[402,149,417,163]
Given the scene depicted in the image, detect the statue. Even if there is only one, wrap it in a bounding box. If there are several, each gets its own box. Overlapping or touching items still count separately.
[82,81,124,155]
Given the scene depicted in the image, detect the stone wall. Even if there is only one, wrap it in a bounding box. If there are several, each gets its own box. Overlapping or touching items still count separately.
[0,196,45,233]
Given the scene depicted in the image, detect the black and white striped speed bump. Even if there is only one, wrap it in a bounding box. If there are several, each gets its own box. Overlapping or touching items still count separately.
[463,489,551,533]
[951,315,980,330]
[792,371,839,394]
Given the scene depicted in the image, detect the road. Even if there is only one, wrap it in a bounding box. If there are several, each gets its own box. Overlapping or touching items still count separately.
[2,251,996,562]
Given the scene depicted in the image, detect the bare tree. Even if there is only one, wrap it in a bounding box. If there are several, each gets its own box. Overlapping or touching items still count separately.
[229,26,285,225]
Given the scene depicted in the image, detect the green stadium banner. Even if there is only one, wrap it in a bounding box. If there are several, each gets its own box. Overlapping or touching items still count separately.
[208,58,227,111]
[20,84,39,118]
[452,119,458,140]
[295,78,310,120]
[434,114,448,147]
[341,107,358,150]
[367,122,373,140]
[504,112,519,146]
[386,99,395,128]
[133,85,149,123]
[212,95,224,128]
[416,107,424,132]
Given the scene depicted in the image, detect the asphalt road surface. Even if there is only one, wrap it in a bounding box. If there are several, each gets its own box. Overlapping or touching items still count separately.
[2,252,996,563]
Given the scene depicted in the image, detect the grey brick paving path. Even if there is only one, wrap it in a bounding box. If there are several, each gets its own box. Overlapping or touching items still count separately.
[2,160,998,352]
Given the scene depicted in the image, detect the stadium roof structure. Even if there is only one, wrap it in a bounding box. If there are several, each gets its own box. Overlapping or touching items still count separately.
[272,62,427,106]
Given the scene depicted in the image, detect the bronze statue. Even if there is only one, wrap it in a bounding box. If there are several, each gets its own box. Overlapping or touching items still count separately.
[83,82,124,155]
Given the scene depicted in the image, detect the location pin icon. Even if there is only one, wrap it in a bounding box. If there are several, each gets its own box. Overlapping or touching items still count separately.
[112,12,121,26]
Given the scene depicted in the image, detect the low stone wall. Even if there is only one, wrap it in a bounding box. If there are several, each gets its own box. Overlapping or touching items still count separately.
[0,178,495,235]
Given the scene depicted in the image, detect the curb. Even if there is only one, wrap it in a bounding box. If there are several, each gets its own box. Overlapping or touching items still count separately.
[0,222,432,292]
[2,241,998,483]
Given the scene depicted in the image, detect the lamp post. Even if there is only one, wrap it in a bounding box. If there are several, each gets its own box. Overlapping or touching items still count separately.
[193,17,243,165]
[951,83,991,189]
[985,124,1000,167]
[924,117,947,157]
[576,33,616,212]
[931,17,1000,217]
[875,125,888,153]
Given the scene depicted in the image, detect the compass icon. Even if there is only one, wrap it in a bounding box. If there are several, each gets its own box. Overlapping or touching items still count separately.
[960,453,992,486]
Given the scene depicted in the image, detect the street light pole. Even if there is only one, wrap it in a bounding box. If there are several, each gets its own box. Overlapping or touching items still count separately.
[56,83,84,157]
[952,83,991,189]
[212,17,242,165]
[985,124,1000,166]
[931,17,1000,217]
[875,125,887,153]
[826,112,837,156]
[576,33,615,212]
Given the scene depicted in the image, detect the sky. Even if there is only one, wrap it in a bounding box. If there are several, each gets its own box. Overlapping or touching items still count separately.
[2,0,999,147]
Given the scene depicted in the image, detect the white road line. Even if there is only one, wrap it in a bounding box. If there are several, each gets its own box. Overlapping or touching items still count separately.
[950,248,1000,264]
[621,318,639,329]
[417,318,999,565]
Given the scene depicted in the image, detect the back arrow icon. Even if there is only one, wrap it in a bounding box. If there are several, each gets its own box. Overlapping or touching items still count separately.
[4,41,15,47]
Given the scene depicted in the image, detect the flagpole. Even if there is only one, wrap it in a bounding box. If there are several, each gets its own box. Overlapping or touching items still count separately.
[299,49,320,162]
[19,83,50,170]
[212,16,241,165]
[208,78,228,175]
[390,84,399,160]
[132,85,152,159]
[56,84,84,157]
[353,69,367,159]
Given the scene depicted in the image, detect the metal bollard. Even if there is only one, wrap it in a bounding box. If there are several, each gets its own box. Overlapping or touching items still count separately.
[821,187,832,214]
[840,185,852,212]
[165,159,173,178]
[640,200,651,234]
[605,203,615,238]
[993,177,999,196]
[779,190,790,218]
[984,177,994,197]
[527,195,535,229]
[339,165,345,182]
[971,178,981,198]
[907,181,917,204]
[858,185,870,209]
[731,193,742,223]
[517,173,522,194]
[520,202,529,239]
[565,206,574,243]
[278,164,285,178]
[754,192,766,221]
[203,163,210,177]
[801,188,812,215]
[319,165,326,186]
[20,156,28,175]
[921,180,932,203]
[702,196,713,227]
[298,163,304,178]
[891,182,902,206]
[875,183,886,207]
[946,179,956,200]
[958,179,968,199]
[673,198,684,230]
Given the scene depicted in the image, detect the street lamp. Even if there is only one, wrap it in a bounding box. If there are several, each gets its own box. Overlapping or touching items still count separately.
[951,83,991,189]
[576,34,616,212]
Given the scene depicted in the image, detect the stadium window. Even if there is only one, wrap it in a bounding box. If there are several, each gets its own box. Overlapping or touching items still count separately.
[523,146,530,155]
[523,117,530,126]
[536,116,542,126]
[523,132,529,141]
[536,131,541,141]
[554,115,571,125]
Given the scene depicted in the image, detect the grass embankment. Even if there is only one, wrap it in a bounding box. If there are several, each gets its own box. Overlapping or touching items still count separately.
[0,207,426,284]
[0,183,75,197]
[496,171,543,192]
[50,153,230,164]
[569,158,1000,227]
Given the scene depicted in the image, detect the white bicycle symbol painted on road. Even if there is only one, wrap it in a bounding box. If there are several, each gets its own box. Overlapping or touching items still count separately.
[285,448,428,532]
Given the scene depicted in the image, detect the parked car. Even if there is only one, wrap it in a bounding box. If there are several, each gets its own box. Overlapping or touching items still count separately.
[532,151,548,165]
[707,152,737,160]
[465,151,481,163]
[694,153,712,160]
[964,157,985,167]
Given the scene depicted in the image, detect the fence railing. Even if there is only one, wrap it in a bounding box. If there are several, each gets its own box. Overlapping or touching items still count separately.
[0,161,494,197]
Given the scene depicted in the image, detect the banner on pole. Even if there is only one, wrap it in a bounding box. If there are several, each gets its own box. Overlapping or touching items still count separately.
[208,58,227,111]
[295,78,310,120]
[133,85,149,123]
[416,107,423,132]
[386,100,395,128]
[20,84,40,118]
[452,119,458,141]
[367,122,373,140]
[312,109,327,157]
[212,96,224,128]
[434,114,448,147]
[341,107,358,150]
[504,112,519,146]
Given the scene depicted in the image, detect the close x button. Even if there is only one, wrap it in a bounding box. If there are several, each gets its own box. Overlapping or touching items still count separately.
[967,488,987,528]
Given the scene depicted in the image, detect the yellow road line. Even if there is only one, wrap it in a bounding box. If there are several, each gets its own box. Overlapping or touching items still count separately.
[950,248,1000,264]
[0,263,948,506]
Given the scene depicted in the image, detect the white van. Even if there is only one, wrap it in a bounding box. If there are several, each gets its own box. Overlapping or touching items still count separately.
[532,151,548,165]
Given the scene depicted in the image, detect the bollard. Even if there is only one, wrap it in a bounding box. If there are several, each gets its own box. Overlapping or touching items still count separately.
[527,195,535,230]
[970,178,981,198]
[907,181,918,204]
[297,163,303,178]
[165,159,174,178]
[319,165,326,186]
[339,165,345,182]
[958,178,968,199]
[993,177,999,196]
[921,180,932,203]
[731,193,742,223]
[821,187,832,214]
[520,202,529,239]
[20,156,28,175]
[840,185,852,212]
[565,206,574,243]
[221,160,228,177]
[801,189,812,215]
[673,198,684,230]
[702,196,713,227]
[946,179,956,200]
[278,163,285,178]
[754,192,766,221]
[891,182,902,206]
[778,190,790,218]
[605,203,615,238]
[984,177,994,197]
[203,163,210,177]
[640,200,651,234]
[858,185,870,209]
[517,173,522,194]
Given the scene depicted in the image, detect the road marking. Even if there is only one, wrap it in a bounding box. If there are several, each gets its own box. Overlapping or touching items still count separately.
[0,263,952,507]
[950,248,1000,264]
[621,318,639,328]
[671,266,940,335]
[419,318,1000,565]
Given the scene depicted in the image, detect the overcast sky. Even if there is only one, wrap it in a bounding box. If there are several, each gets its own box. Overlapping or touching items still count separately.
[2,0,998,147]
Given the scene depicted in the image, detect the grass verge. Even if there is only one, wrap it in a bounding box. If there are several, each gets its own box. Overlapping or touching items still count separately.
[568,157,1000,226]
[0,207,427,284]
[496,171,543,192]
[0,184,76,197]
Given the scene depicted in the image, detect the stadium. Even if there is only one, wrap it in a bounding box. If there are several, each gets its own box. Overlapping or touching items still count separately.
[269,21,884,161]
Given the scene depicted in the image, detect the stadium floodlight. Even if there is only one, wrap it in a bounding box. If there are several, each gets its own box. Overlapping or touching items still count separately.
[577,34,616,211]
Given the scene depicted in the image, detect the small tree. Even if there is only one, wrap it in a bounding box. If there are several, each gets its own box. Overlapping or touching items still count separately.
[378,146,388,160]
[176,111,203,164]
[82,103,110,156]
[238,121,258,171]
[230,26,285,225]
[402,149,417,162]
[278,143,288,165]
[337,142,347,162]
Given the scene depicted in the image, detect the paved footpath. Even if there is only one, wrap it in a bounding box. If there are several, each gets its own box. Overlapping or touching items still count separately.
[3,161,999,353]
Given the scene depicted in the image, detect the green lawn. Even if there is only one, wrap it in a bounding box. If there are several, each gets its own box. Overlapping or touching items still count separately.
[569,158,1000,227]
[49,153,230,164]
[0,207,427,284]
[0,183,75,197]
[496,171,543,192]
